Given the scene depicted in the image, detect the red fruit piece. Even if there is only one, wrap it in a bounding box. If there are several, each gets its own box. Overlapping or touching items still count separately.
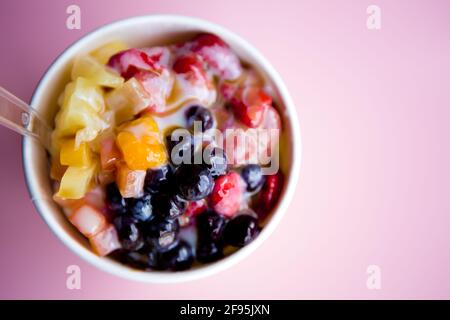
[173,55,201,74]
[231,100,266,128]
[179,199,208,227]
[223,104,282,166]
[172,53,208,83]
[256,172,284,218]
[262,105,282,131]
[107,48,159,79]
[133,69,174,114]
[188,33,242,80]
[230,87,272,128]
[210,172,243,217]
[141,46,172,69]
[184,199,208,218]
[192,33,227,48]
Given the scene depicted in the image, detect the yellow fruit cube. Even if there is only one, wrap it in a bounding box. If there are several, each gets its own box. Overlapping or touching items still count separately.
[56,102,107,137]
[90,41,128,64]
[56,163,96,199]
[60,139,92,167]
[63,77,105,113]
[72,55,124,88]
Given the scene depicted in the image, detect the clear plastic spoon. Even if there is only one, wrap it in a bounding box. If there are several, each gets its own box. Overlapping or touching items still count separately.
[0,86,52,150]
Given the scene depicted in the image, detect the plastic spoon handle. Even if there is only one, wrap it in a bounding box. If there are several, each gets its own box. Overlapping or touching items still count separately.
[0,86,51,150]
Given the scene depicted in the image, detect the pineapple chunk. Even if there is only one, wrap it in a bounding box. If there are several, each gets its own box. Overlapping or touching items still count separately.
[72,55,124,88]
[105,78,151,124]
[60,139,92,167]
[56,163,96,199]
[116,162,146,198]
[90,41,128,64]
[63,77,105,113]
[54,79,109,146]
[55,101,107,138]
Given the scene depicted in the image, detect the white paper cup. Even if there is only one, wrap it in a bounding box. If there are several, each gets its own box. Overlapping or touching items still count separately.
[23,15,302,283]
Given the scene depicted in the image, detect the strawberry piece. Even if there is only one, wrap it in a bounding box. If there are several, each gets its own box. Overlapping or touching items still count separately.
[179,199,208,227]
[89,224,121,256]
[107,48,159,79]
[223,103,282,166]
[173,55,201,74]
[172,53,208,82]
[133,69,174,114]
[220,70,264,101]
[219,81,238,101]
[184,199,208,218]
[255,172,284,218]
[187,33,242,80]
[230,100,266,128]
[255,105,282,161]
[262,105,282,131]
[108,48,174,114]
[140,46,172,69]
[166,54,216,109]
[210,172,243,217]
[192,33,227,48]
[230,87,272,128]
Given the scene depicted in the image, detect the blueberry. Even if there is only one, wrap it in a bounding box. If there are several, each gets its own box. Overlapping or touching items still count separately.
[168,240,194,270]
[142,217,180,251]
[165,131,195,165]
[128,194,152,221]
[241,164,265,192]
[144,166,172,194]
[118,250,149,270]
[196,241,223,263]
[185,105,214,132]
[197,210,226,243]
[224,214,260,247]
[203,147,227,177]
[149,240,195,271]
[106,183,127,215]
[175,164,214,201]
[113,216,144,251]
[151,194,186,220]
[147,246,164,270]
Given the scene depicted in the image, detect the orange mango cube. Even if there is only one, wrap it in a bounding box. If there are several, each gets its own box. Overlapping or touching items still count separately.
[116,116,167,170]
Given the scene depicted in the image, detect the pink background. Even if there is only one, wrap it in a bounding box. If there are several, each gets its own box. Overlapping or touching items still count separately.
[1,0,450,299]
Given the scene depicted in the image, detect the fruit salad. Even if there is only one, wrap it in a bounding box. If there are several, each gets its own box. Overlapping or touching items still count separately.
[50,33,285,271]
